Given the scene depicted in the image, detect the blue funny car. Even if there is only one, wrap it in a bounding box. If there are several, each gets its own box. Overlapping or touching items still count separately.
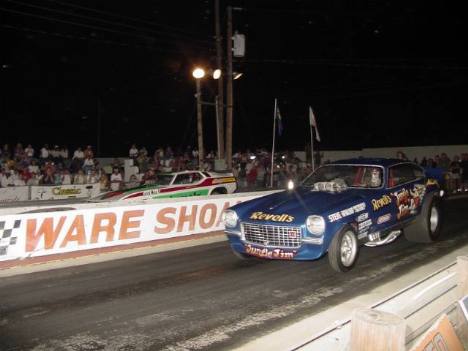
[222,158,443,272]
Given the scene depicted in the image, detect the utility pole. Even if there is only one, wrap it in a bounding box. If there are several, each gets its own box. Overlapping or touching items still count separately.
[214,0,225,161]
[195,79,204,168]
[96,96,101,157]
[225,5,233,170]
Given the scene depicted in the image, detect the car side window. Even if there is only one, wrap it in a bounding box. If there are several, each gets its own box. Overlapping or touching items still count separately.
[191,172,202,183]
[388,164,421,187]
[411,165,424,179]
[174,174,191,184]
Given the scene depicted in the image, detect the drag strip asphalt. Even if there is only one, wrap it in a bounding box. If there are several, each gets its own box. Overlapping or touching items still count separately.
[1,197,468,351]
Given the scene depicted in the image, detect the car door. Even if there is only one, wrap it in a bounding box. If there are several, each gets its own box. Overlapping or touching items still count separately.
[386,163,425,225]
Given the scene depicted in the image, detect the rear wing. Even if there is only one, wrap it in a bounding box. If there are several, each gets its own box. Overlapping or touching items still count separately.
[206,171,234,178]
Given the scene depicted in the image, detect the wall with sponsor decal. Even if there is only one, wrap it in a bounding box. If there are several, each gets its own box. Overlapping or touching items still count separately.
[0,184,102,202]
[0,192,272,262]
[30,184,101,200]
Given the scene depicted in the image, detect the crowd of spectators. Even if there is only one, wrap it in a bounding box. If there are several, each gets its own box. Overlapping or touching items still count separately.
[126,145,311,191]
[396,150,468,193]
[1,143,468,194]
[0,143,112,191]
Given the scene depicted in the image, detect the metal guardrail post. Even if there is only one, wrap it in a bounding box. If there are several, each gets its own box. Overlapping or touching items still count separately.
[456,256,468,345]
[350,308,406,351]
[457,256,468,298]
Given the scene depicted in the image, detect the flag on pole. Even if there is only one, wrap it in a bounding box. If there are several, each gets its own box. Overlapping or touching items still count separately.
[309,106,321,142]
[276,106,283,136]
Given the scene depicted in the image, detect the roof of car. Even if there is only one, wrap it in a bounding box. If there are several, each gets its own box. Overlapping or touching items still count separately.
[330,158,411,167]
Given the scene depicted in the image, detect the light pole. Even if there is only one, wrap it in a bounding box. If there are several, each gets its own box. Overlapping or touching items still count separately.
[192,67,205,169]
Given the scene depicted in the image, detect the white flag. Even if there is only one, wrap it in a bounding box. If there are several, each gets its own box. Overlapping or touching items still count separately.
[309,106,321,142]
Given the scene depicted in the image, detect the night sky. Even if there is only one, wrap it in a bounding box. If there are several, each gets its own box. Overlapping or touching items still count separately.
[1,0,467,157]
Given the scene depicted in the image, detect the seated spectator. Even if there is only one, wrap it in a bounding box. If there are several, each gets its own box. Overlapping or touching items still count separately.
[24,144,34,159]
[54,170,62,185]
[27,172,41,186]
[247,164,258,189]
[14,143,25,161]
[396,151,408,161]
[86,169,99,184]
[73,147,84,161]
[136,152,149,173]
[82,155,95,174]
[19,168,32,184]
[13,173,27,186]
[60,146,69,160]
[41,167,55,185]
[110,168,123,191]
[43,161,56,175]
[1,170,15,187]
[2,144,11,159]
[5,158,16,172]
[40,144,50,163]
[84,145,94,159]
[461,153,468,190]
[438,153,451,170]
[129,144,138,159]
[50,145,61,164]
[126,174,140,189]
[141,169,157,185]
[73,169,86,185]
[99,173,110,192]
[449,156,462,193]
[61,169,72,185]
[111,158,123,170]
[139,146,148,157]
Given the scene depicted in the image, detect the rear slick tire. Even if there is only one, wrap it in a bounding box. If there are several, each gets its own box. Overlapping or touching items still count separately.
[404,193,442,243]
[328,225,359,273]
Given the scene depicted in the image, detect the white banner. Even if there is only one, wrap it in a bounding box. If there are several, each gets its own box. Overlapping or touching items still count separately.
[0,192,269,261]
[30,184,101,200]
[0,186,29,202]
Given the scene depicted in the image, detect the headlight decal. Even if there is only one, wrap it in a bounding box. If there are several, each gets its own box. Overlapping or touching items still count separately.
[306,215,326,236]
[222,210,238,228]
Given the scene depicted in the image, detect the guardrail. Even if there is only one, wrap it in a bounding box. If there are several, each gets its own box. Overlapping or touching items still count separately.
[0,190,277,262]
[295,256,468,350]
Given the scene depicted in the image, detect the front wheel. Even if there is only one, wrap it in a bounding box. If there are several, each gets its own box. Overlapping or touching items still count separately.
[231,248,254,260]
[211,187,227,195]
[328,225,359,272]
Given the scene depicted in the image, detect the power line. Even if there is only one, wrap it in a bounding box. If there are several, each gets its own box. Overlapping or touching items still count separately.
[1,24,213,55]
[41,0,212,41]
[4,0,213,47]
[0,6,213,51]
[242,58,468,71]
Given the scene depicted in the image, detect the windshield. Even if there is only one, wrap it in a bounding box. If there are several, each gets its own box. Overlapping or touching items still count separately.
[302,164,383,189]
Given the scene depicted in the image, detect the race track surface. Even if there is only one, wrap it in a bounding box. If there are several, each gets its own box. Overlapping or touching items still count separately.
[1,197,468,351]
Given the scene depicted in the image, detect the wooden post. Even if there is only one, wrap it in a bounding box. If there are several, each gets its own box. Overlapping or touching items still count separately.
[350,308,406,351]
[457,256,468,298]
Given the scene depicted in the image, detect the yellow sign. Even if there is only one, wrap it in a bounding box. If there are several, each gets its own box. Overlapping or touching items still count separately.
[52,187,82,196]
[250,211,294,222]
[371,195,392,211]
